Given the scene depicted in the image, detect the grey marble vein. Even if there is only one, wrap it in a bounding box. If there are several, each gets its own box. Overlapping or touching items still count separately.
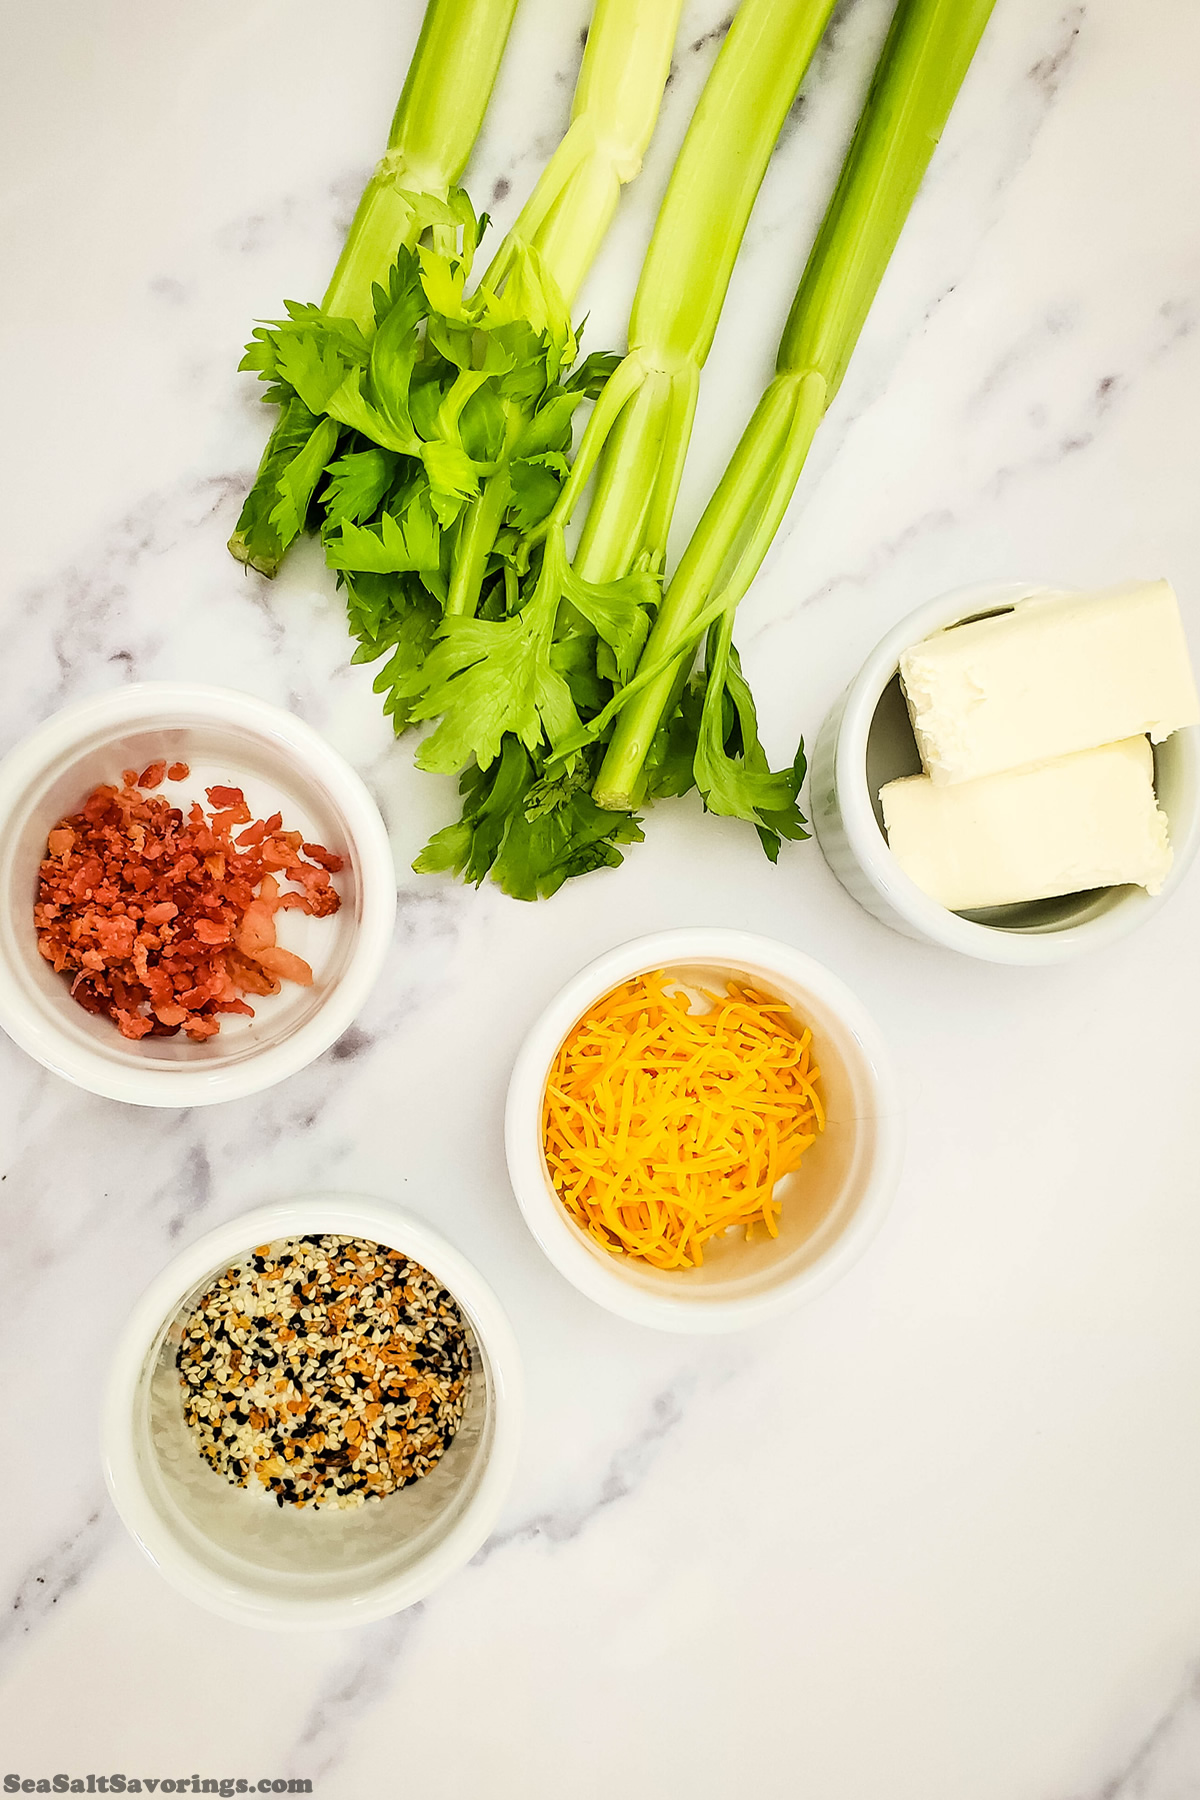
[287,1609,426,1782]
[0,1505,113,1667]
[1076,1667,1200,1800]
[479,1380,693,1557]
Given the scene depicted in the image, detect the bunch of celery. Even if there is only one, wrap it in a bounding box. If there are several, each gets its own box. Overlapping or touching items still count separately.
[590,0,997,835]
[415,0,841,896]
[229,0,520,578]
[231,0,997,902]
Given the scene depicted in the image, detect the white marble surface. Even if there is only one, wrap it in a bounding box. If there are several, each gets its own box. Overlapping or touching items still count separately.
[2,0,1200,1793]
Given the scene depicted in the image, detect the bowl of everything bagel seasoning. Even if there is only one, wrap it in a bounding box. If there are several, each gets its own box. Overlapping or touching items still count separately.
[102,1196,522,1629]
[178,1235,472,1511]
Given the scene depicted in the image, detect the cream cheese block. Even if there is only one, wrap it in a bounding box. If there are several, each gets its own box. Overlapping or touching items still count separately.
[879,736,1172,912]
[899,580,1200,785]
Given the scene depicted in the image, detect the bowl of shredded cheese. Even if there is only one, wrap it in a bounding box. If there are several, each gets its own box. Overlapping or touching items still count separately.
[506,930,903,1332]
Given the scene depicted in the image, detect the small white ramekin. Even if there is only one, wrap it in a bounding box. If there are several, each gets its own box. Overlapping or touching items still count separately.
[810,584,1200,964]
[0,683,397,1104]
[505,929,903,1334]
[102,1195,523,1631]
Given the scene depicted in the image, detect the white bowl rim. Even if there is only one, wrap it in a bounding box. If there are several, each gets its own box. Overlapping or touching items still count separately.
[101,1193,524,1631]
[0,682,398,1104]
[505,928,904,1335]
[830,582,1200,966]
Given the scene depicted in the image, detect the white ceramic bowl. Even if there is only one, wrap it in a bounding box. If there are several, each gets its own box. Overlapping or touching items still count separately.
[506,930,902,1334]
[102,1194,523,1630]
[811,584,1200,964]
[0,683,397,1104]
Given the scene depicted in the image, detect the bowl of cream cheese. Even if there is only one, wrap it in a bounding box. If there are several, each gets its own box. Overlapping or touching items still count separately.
[810,581,1200,963]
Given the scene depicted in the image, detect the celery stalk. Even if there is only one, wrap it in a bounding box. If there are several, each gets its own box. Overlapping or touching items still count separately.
[547,0,839,591]
[229,0,518,577]
[593,0,996,817]
[486,0,683,312]
[325,1,524,332]
[438,0,685,619]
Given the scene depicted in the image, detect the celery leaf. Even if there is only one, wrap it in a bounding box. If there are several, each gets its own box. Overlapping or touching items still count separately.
[692,622,809,860]
[414,739,643,900]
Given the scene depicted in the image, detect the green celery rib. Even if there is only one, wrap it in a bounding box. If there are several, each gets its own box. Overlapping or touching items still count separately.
[482,0,684,313]
[439,0,685,620]
[229,0,519,577]
[593,0,997,811]
[551,0,840,591]
[324,0,522,331]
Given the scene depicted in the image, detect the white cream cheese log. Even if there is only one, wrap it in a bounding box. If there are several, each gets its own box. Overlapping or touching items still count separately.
[899,580,1200,785]
[879,736,1172,911]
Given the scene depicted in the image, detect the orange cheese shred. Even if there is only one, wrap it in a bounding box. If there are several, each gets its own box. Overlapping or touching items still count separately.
[541,970,825,1271]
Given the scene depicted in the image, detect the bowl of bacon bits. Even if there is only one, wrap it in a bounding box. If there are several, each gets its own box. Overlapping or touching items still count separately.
[0,684,396,1104]
[102,1194,523,1629]
[506,930,904,1333]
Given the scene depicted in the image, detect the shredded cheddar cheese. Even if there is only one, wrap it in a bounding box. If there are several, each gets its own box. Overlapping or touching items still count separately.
[542,970,825,1270]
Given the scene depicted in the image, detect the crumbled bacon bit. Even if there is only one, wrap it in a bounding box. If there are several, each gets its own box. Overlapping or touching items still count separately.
[301,842,344,873]
[35,769,343,1042]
